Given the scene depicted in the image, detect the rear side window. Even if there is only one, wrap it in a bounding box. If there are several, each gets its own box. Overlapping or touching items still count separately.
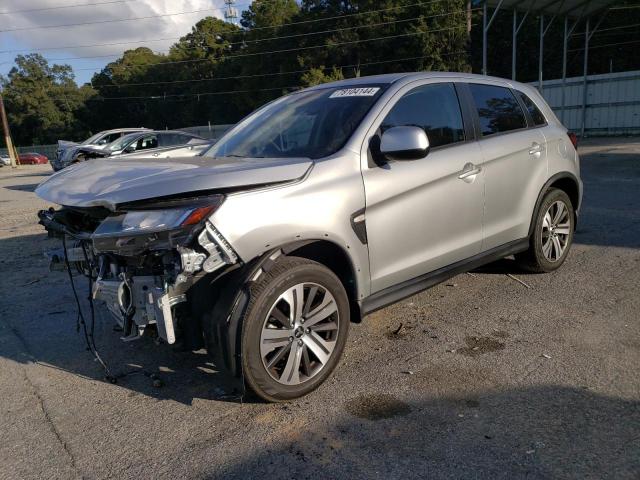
[469,84,527,136]
[158,133,188,146]
[381,82,465,148]
[516,91,547,126]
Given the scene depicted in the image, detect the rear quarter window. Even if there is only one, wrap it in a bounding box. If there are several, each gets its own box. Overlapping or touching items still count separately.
[516,91,547,126]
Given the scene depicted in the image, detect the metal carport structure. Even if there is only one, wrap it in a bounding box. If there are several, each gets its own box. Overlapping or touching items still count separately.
[481,0,618,135]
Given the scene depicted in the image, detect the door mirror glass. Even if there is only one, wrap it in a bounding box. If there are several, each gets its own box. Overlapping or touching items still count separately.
[380,126,430,160]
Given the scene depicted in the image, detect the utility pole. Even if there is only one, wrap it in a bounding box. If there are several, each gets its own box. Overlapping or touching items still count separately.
[0,93,18,168]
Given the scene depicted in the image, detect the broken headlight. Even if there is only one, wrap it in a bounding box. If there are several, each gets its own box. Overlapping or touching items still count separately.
[91,196,225,255]
[93,191,227,239]
[93,207,213,237]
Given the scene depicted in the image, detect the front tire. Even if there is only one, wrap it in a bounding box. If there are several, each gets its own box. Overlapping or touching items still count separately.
[516,188,575,273]
[241,256,350,402]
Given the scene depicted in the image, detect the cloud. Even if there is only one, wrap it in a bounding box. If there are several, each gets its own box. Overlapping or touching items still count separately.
[1,0,232,81]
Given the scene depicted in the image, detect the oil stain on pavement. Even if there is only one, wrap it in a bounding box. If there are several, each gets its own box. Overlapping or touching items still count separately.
[345,394,412,420]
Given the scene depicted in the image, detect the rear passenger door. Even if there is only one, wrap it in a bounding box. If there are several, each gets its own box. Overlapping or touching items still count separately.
[466,83,548,250]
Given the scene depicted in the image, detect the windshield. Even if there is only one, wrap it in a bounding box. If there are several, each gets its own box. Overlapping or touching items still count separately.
[106,133,139,151]
[204,85,386,160]
[82,133,102,145]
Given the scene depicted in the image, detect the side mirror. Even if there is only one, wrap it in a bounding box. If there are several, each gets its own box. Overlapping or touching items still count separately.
[380,126,430,160]
[124,145,135,153]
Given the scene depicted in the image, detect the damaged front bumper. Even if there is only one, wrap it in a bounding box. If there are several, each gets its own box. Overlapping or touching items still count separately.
[38,203,239,346]
[92,275,185,344]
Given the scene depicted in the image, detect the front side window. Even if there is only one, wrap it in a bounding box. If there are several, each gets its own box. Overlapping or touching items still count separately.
[516,91,547,126]
[469,84,527,136]
[205,85,386,159]
[381,83,465,148]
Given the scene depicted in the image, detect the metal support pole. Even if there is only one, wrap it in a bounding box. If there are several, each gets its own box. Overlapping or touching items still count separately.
[0,94,18,168]
[483,2,488,75]
[482,0,504,76]
[561,17,568,124]
[581,18,590,137]
[538,15,544,92]
[512,10,517,80]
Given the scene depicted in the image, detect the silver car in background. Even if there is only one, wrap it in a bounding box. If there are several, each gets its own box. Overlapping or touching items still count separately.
[53,128,150,171]
[55,130,207,169]
[36,72,581,402]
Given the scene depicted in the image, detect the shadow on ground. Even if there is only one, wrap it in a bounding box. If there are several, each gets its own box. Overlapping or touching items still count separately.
[209,385,640,479]
[4,183,40,192]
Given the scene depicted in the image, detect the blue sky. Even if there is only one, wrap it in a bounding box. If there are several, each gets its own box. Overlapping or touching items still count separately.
[0,0,237,85]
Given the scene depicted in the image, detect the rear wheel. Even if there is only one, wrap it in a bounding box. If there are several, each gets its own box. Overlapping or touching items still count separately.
[241,257,349,402]
[516,188,574,273]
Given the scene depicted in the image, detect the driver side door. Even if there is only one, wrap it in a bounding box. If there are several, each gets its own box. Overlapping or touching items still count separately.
[361,81,485,293]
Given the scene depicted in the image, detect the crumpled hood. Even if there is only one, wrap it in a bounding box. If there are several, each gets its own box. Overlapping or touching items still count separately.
[36,155,313,210]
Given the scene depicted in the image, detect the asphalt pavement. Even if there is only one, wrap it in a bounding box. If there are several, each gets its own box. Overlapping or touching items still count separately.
[0,138,638,479]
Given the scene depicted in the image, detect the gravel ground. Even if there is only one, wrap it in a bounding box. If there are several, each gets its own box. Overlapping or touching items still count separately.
[0,138,639,480]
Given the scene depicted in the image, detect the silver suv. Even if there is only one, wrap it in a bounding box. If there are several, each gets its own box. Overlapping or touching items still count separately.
[36,72,582,401]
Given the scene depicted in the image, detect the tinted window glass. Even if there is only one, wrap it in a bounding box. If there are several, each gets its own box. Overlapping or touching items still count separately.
[469,84,527,136]
[381,83,465,148]
[158,133,185,147]
[517,91,546,126]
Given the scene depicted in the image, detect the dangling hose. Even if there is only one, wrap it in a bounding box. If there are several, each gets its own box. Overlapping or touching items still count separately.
[62,235,116,383]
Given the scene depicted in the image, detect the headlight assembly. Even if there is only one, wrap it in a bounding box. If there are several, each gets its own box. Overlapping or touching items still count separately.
[93,199,223,238]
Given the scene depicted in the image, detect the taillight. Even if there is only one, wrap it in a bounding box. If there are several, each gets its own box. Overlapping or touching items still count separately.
[567,132,578,149]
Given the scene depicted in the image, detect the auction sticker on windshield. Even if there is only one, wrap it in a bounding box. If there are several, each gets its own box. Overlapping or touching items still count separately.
[329,87,380,98]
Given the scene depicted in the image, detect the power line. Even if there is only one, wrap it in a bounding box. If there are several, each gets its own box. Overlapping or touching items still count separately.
[0,4,242,33]
[37,9,474,63]
[95,85,298,100]
[0,36,179,54]
[570,21,640,37]
[172,8,475,47]
[91,51,468,100]
[70,23,470,71]
[97,52,467,89]
[223,0,447,34]
[0,0,445,42]
[568,38,640,52]
[0,0,139,15]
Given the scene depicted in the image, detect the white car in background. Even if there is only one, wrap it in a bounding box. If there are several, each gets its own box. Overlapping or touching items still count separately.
[0,154,11,166]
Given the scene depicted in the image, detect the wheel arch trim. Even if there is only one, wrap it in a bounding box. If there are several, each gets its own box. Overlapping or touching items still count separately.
[201,238,361,378]
[528,172,582,237]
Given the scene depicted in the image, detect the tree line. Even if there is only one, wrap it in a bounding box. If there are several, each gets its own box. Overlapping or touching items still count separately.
[1,0,638,146]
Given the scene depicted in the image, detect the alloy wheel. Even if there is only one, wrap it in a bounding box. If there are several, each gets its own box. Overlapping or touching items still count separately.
[541,200,571,262]
[260,282,339,385]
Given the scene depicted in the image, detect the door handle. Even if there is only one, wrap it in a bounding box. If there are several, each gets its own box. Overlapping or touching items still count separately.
[458,163,482,180]
[529,142,542,155]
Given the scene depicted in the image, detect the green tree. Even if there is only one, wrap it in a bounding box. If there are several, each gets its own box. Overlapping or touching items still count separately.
[1,53,95,145]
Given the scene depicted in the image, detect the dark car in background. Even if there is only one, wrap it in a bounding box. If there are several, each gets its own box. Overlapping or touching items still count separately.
[18,152,49,165]
[55,130,208,169]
